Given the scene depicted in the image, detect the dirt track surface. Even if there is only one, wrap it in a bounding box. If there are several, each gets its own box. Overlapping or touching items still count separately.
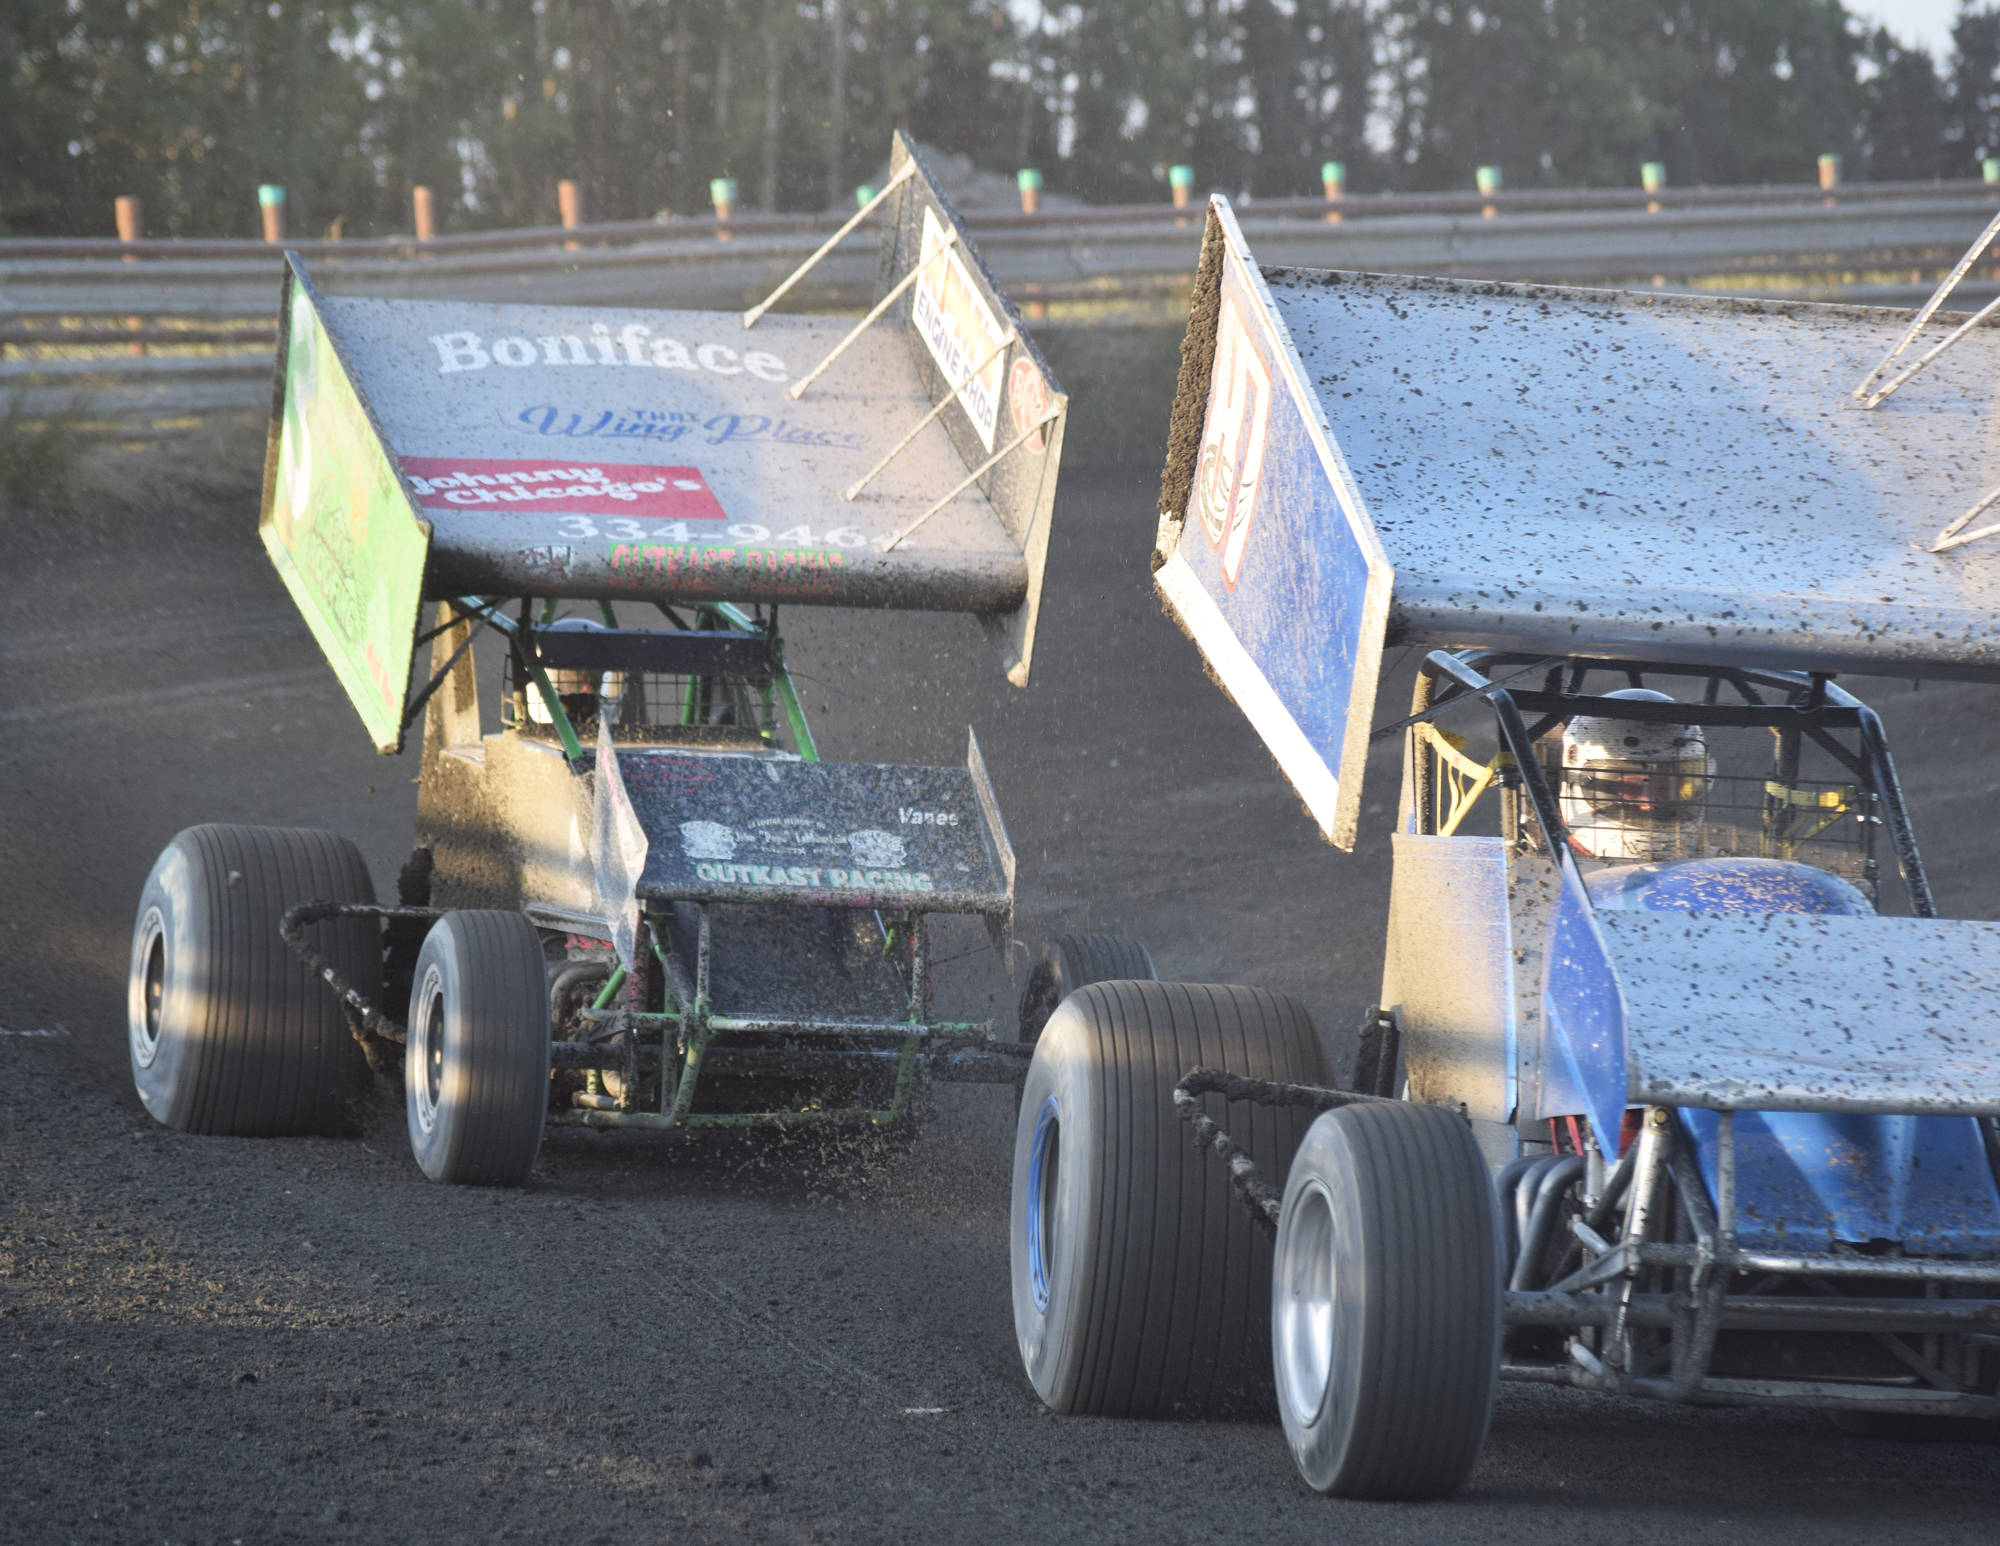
[7,359,2000,1543]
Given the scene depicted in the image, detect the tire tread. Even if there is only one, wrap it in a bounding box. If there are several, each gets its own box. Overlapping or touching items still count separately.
[409,910,548,1186]
[1070,979,1327,1418]
[150,824,375,1137]
[1282,1100,1500,1499]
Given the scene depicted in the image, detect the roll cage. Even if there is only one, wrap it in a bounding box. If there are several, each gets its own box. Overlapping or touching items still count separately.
[1403,650,1935,919]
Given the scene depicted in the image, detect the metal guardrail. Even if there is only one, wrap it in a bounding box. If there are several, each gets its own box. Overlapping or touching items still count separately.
[8,179,2000,428]
[4,173,1994,262]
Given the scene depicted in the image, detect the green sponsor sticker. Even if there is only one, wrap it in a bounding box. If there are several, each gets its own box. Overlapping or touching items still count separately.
[261,278,430,753]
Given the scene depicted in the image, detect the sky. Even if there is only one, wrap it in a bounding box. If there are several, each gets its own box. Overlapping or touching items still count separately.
[1854,0,1962,57]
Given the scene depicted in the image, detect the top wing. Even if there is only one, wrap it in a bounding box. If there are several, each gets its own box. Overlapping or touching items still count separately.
[1157,196,2000,847]
[258,134,1067,749]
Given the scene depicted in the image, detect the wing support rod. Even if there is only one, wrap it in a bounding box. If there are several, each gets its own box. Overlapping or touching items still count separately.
[786,228,958,402]
[1852,207,2000,405]
[1850,209,2000,550]
[739,161,916,330]
[842,327,1017,502]
[880,402,1064,552]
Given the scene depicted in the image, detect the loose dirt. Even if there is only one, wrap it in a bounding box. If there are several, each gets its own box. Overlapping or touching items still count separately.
[4,332,1998,1544]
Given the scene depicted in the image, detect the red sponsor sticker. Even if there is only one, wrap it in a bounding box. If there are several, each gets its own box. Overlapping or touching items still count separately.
[1008,358,1050,453]
[398,456,726,521]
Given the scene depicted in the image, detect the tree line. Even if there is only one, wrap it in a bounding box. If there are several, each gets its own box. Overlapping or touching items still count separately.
[8,0,2000,240]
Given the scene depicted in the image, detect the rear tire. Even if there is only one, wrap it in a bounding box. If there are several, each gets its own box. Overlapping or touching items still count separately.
[1272,1101,1502,1499]
[405,911,551,1186]
[1011,980,1328,1418]
[128,824,375,1136]
[1018,933,1156,1044]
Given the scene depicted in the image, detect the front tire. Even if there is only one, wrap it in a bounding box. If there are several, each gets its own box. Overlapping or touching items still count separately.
[1272,1101,1503,1500]
[128,825,375,1136]
[1011,980,1328,1418]
[1018,933,1156,1045]
[405,911,551,1186]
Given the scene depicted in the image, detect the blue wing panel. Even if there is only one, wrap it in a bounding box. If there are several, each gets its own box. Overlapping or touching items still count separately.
[1156,205,1391,849]
[1682,1109,2000,1256]
[1539,856,1631,1151]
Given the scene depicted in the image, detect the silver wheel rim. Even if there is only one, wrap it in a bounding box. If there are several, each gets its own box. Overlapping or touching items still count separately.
[412,964,446,1138]
[130,907,167,1070]
[1277,1179,1336,1428]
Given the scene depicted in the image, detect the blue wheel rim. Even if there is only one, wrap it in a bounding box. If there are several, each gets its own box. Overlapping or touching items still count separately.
[1025,1095,1059,1313]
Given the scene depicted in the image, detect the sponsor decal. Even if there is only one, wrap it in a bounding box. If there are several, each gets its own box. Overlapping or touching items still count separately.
[696,414,866,450]
[693,860,935,894]
[516,543,575,581]
[516,406,700,443]
[616,755,719,798]
[911,207,1007,451]
[263,283,429,752]
[398,456,726,521]
[848,829,906,867]
[606,542,849,599]
[897,806,959,827]
[591,520,862,547]
[430,322,788,382]
[679,820,736,860]
[1008,357,1050,453]
[671,817,945,894]
[514,406,865,451]
[1189,291,1271,589]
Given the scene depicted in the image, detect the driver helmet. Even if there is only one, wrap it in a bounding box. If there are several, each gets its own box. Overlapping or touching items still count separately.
[1559,688,1711,862]
[527,616,624,727]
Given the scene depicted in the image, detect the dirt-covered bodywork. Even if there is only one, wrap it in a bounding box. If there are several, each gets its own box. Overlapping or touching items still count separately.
[1004,195,2000,1501]
[133,134,1070,1174]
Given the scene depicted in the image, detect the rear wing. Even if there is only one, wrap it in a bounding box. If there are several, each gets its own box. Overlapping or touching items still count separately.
[259,132,1066,753]
[1152,200,1392,850]
[1156,197,2000,850]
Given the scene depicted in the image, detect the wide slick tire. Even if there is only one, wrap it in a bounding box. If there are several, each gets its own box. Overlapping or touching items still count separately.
[405,910,551,1186]
[1017,933,1156,1045]
[127,824,376,1137]
[1272,1101,1503,1500]
[1011,980,1328,1418]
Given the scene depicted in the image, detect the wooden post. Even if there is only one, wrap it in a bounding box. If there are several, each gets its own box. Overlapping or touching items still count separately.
[1476,165,1501,219]
[1641,161,1666,214]
[1017,168,1042,215]
[1983,157,1998,195]
[1168,164,1194,210]
[710,177,738,241]
[258,184,285,243]
[412,185,436,242]
[112,194,144,349]
[114,195,141,266]
[1818,153,1840,207]
[1321,160,1344,223]
[557,178,581,250]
